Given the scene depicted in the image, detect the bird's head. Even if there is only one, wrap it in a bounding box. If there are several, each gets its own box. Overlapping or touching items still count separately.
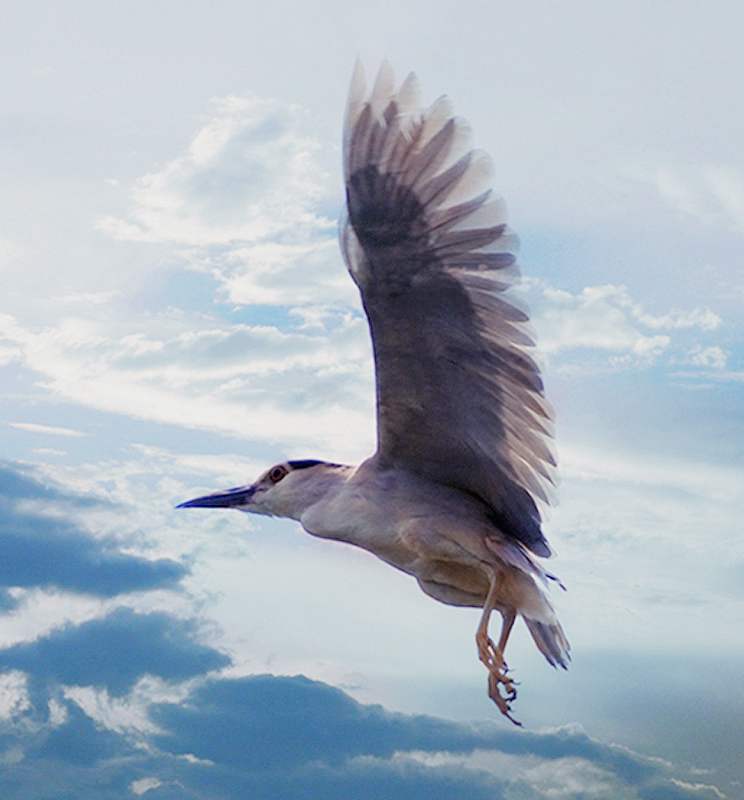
[177,459,347,520]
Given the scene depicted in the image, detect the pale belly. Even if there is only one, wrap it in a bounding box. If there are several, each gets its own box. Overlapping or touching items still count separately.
[301,480,500,608]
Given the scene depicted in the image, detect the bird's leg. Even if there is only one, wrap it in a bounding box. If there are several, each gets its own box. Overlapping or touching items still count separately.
[475,569,521,725]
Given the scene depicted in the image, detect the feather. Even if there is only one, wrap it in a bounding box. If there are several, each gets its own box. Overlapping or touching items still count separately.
[342,65,557,555]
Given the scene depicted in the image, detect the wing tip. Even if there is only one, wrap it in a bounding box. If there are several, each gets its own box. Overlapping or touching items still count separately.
[529,537,552,558]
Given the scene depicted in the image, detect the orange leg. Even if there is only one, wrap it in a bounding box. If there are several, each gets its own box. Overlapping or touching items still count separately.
[475,569,520,725]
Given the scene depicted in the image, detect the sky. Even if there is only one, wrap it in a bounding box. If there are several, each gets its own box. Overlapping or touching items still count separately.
[1,1,743,797]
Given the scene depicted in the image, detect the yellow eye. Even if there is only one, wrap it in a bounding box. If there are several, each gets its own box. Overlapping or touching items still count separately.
[269,465,288,483]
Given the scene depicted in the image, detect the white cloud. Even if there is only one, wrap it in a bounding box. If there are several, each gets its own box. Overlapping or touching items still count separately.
[681,344,729,370]
[130,778,163,796]
[0,671,30,719]
[1,308,375,458]
[211,238,357,307]
[64,678,183,736]
[99,94,333,247]
[58,291,120,306]
[524,280,728,374]
[636,306,721,332]
[98,91,355,311]
[410,748,634,797]
[669,779,726,800]
[634,161,744,235]
[530,283,671,362]
[9,422,87,438]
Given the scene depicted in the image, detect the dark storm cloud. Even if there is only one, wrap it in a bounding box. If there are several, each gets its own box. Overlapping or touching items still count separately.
[0,462,187,599]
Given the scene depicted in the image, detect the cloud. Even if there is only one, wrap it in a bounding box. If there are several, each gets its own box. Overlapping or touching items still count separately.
[99,94,331,247]
[0,306,375,456]
[0,463,188,602]
[680,344,729,370]
[531,283,670,362]
[98,92,350,311]
[523,281,726,372]
[0,671,30,719]
[201,237,358,308]
[8,422,87,437]
[150,675,666,785]
[0,608,229,697]
[635,306,721,332]
[640,161,744,235]
[0,672,725,800]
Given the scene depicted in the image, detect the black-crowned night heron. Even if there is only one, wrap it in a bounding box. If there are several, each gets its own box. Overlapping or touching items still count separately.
[179,62,569,724]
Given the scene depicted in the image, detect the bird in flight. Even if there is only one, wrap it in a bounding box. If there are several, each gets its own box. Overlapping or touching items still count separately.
[179,62,569,724]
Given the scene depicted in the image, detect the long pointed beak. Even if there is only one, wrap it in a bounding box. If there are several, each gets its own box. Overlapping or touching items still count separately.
[176,485,256,509]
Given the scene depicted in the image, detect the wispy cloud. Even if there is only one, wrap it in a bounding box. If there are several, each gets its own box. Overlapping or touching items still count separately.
[98,93,349,311]
[641,161,744,235]
[524,281,723,371]
[9,422,87,438]
[99,94,332,247]
[679,344,730,370]
[0,306,375,456]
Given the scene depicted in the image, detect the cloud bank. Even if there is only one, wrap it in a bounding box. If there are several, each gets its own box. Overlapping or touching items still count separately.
[0,671,723,800]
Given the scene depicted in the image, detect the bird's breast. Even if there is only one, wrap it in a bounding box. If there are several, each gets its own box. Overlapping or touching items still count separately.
[299,471,497,589]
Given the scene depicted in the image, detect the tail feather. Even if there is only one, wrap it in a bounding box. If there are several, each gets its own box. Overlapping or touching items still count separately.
[524,617,570,669]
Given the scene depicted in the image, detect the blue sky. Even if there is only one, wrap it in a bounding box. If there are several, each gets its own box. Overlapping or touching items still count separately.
[1,1,743,797]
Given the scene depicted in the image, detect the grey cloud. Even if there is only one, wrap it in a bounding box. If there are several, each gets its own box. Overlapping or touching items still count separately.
[150,675,664,786]
[0,462,187,599]
[0,608,230,697]
[146,675,729,799]
[141,756,503,800]
[0,698,142,799]
[28,702,130,767]
[0,462,102,508]
[0,671,725,800]
[151,674,483,770]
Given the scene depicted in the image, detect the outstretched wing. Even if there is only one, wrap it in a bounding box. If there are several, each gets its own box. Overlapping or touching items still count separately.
[341,62,556,556]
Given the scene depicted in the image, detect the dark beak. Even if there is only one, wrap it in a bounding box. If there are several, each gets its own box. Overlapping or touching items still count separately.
[176,485,256,509]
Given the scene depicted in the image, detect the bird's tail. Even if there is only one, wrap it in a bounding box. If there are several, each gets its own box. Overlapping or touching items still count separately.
[523,615,570,669]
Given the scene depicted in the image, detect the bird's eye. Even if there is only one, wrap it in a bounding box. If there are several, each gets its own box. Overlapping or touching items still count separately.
[269,465,288,483]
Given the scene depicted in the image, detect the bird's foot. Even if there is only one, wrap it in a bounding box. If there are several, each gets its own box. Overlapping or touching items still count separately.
[476,632,521,726]
[487,668,521,726]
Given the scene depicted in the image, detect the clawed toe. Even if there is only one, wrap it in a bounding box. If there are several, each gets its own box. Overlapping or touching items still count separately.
[477,635,521,725]
[475,581,520,725]
[487,669,521,726]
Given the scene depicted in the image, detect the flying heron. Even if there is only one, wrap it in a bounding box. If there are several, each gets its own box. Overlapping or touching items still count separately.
[179,62,569,724]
